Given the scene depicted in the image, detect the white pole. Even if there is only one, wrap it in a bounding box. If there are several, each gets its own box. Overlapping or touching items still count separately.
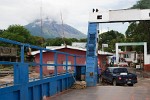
[116,43,119,64]
[144,42,147,64]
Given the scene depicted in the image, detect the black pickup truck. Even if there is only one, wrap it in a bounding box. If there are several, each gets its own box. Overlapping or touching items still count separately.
[101,67,137,86]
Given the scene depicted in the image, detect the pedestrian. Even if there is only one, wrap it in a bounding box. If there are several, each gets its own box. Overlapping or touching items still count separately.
[97,65,101,83]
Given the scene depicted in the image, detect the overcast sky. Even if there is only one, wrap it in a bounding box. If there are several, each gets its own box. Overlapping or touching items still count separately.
[0,0,139,34]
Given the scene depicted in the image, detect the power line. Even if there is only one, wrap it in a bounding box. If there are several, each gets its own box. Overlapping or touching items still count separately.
[40,0,43,35]
[60,11,66,46]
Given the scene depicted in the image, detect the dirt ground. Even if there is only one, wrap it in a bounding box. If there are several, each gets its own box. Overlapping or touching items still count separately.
[0,67,150,87]
[135,77,150,87]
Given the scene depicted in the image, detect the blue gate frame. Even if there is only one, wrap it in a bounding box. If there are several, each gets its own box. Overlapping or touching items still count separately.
[86,23,99,86]
[0,38,85,100]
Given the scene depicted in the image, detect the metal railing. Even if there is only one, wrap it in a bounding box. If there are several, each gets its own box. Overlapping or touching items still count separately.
[0,37,86,100]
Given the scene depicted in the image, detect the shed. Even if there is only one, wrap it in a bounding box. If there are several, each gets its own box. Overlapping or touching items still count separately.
[31,45,113,77]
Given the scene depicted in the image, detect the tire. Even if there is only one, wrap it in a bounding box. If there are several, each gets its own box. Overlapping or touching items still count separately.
[113,79,117,86]
[128,84,133,86]
[100,77,104,83]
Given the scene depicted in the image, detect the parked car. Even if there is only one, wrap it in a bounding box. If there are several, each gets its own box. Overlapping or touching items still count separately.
[100,67,137,86]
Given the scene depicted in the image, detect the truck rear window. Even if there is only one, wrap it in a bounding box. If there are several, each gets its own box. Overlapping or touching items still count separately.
[113,68,128,74]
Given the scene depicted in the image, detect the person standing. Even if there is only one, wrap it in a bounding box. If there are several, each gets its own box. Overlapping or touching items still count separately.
[97,65,101,83]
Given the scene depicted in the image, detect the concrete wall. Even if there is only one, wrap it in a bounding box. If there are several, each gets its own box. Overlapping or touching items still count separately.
[144,54,150,71]
[145,54,150,64]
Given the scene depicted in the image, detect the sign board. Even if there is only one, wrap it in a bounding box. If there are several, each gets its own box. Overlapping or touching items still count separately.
[0,46,17,56]
[47,61,54,70]
[63,61,71,70]
[102,44,108,47]
[136,65,141,69]
[89,9,150,23]
[72,42,86,49]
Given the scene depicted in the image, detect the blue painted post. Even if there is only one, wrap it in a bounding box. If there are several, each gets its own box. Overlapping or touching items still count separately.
[66,78,68,89]
[41,84,44,99]
[19,63,29,100]
[54,52,57,76]
[14,64,20,84]
[14,63,29,100]
[66,54,68,73]
[86,23,99,86]
[21,45,24,63]
[19,45,29,100]
[74,56,76,75]
[50,81,57,96]
[40,49,43,79]
[48,82,51,96]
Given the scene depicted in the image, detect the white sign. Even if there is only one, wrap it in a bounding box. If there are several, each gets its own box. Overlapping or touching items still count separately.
[102,44,108,47]
[136,65,141,69]
[47,61,54,70]
[120,73,127,75]
[89,9,150,23]
[63,61,71,70]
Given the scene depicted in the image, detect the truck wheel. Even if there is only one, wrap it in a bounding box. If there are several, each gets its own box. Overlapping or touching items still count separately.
[128,84,133,86]
[100,77,104,83]
[113,79,117,86]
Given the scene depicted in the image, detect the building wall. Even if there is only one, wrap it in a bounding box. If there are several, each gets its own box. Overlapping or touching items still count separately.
[145,54,150,64]
[34,48,109,75]
[35,48,86,75]
[98,55,108,71]
[144,54,150,71]
[59,48,86,65]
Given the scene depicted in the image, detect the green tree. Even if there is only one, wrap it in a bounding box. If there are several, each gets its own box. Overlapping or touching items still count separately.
[0,25,45,47]
[1,25,31,43]
[99,30,125,52]
[132,0,150,9]
[45,38,79,46]
[79,38,87,42]
[0,29,5,34]
[126,0,150,53]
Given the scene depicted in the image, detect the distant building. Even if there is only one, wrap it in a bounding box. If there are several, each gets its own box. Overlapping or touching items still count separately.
[72,42,86,49]
[117,51,138,67]
[31,45,113,76]
[0,46,18,62]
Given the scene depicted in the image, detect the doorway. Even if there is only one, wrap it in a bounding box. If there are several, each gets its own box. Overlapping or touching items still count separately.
[76,66,86,81]
[76,66,81,81]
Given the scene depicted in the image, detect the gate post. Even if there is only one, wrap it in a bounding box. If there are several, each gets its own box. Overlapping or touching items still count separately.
[14,63,29,100]
[86,23,99,86]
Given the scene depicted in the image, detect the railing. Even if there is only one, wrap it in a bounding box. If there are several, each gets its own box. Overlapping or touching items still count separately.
[0,37,85,100]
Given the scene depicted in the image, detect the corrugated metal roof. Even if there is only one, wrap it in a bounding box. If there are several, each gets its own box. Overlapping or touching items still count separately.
[31,45,113,56]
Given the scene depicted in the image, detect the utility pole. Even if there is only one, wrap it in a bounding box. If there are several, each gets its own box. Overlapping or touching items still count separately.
[40,0,43,35]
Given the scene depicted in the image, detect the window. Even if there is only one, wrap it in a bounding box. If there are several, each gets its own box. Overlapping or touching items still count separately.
[113,68,128,74]
[113,69,119,74]
[105,68,110,73]
[47,61,54,70]
[63,61,71,70]
[97,15,102,19]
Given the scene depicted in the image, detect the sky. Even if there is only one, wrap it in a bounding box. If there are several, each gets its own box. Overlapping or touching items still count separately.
[0,0,139,34]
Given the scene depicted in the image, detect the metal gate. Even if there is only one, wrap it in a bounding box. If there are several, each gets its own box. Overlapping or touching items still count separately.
[0,38,85,100]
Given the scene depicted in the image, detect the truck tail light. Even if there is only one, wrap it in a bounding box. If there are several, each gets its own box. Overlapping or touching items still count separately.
[118,77,122,80]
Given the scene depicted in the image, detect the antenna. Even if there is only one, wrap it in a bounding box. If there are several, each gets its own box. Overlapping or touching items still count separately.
[60,11,66,46]
[40,0,43,35]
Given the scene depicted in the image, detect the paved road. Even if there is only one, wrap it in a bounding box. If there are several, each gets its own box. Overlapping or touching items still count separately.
[49,78,150,100]
[48,68,150,100]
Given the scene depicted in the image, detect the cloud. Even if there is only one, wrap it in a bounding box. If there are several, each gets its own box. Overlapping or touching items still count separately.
[0,0,138,34]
